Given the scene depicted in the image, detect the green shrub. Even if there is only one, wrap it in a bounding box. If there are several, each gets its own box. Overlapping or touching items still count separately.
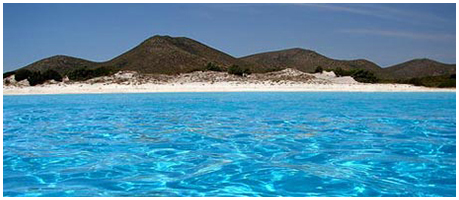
[351,69,378,83]
[331,68,378,83]
[68,67,90,81]
[205,62,222,72]
[94,67,112,77]
[27,71,46,86]
[3,71,15,79]
[407,78,423,86]
[25,70,63,86]
[438,79,456,88]
[314,66,323,73]
[228,65,251,76]
[42,70,63,82]
[403,75,455,88]
[263,66,284,73]
[14,69,32,81]
[333,67,353,77]
[185,68,203,73]
[378,74,455,88]
[68,67,112,81]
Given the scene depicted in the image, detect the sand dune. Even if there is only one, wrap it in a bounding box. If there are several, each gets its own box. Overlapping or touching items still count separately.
[3,69,455,95]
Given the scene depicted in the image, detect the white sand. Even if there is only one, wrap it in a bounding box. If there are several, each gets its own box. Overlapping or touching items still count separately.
[3,82,455,95]
[3,70,455,95]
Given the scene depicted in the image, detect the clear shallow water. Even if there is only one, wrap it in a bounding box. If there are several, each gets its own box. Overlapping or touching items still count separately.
[3,92,456,197]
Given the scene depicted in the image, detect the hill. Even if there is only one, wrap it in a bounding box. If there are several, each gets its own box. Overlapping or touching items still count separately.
[380,58,456,80]
[240,48,383,74]
[4,35,456,82]
[13,55,99,75]
[103,35,267,74]
[240,48,456,80]
[10,35,264,76]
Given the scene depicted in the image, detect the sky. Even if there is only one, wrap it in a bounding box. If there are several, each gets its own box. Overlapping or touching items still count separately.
[3,3,456,72]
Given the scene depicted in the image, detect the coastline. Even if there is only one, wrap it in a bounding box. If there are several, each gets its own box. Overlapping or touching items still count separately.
[3,82,455,95]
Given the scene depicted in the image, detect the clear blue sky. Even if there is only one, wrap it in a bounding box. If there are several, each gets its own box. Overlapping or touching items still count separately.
[3,3,456,72]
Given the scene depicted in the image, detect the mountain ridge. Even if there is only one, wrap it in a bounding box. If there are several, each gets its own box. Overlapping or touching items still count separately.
[6,35,456,80]
[239,48,383,74]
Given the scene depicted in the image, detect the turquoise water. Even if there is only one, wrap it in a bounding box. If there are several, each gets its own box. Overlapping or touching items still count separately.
[3,92,456,197]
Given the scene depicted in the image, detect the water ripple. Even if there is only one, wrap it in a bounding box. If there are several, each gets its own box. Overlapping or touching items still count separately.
[3,92,456,196]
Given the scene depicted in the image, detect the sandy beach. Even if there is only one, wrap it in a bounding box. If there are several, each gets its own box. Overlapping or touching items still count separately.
[3,82,455,95]
[3,69,455,95]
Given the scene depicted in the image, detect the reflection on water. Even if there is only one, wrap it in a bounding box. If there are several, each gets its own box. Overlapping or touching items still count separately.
[3,92,456,196]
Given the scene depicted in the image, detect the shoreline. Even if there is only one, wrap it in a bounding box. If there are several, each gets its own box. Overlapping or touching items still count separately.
[3,82,455,95]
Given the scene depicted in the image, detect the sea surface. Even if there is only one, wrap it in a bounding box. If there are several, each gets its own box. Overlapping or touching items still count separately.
[3,92,456,197]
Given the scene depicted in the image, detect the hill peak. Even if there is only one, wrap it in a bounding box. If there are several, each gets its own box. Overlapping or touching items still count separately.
[135,35,207,54]
[270,48,318,54]
[380,58,456,79]
[240,47,382,73]
[101,35,257,74]
[143,35,193,43]
[44,55,85,61]
[396,58,453,67]
[285,48,314,52]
